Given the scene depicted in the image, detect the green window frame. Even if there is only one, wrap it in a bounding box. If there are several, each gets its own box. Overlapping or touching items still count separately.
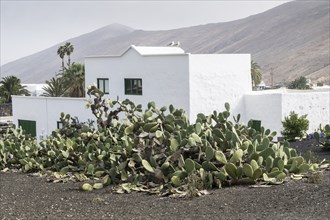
[125,78,142,95]
[97,78,109,94]
[18,119,36,137]
[57,121,63,129]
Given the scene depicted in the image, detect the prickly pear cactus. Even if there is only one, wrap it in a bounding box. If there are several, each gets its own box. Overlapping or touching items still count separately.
[0,85,325,197]
[314,124,330,149]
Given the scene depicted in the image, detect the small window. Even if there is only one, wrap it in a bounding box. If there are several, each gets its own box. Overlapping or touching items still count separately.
[125,79,142,95]
[97,78,109,94]
[57,121,64,129]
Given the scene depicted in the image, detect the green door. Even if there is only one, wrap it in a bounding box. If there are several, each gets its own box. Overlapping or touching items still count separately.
[18,119,36,137]
[250,120,261,133]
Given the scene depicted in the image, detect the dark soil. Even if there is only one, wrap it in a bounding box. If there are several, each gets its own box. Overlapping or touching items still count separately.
[289,138,330,162]
[1,140,329,220]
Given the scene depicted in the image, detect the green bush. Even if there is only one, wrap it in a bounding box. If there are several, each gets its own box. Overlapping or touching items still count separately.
[287,76,311,90]
[281,111,309,141]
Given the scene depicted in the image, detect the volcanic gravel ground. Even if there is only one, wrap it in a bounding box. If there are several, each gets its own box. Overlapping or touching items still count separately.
[0,139,329,220]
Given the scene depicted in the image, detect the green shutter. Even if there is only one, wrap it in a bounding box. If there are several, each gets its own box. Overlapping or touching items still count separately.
[18,120,36,137]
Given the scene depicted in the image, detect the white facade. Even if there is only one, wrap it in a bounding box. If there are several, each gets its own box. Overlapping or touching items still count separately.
[85,45,251,121]
[85,46,191,115]
[189,54,251,121]
[23,84,46,96]
[11,45,330,139]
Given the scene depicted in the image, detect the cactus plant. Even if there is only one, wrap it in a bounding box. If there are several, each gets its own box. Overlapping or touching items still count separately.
[225,163,238,180]
[215,151,227,165]
[0,85,325,197]
[243,164,254,178]
[185,158,196,174]
[314,124,330,149]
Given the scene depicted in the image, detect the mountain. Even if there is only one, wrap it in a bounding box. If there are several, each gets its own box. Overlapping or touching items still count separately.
[0,23,135,83]
[1,1,329,84]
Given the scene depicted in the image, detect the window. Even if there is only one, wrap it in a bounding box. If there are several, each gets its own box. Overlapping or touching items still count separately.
[18,119,36,137]
[125,78,142,95]
[250,120,261,132]
[97,78,109,94]
[57,121,64,129]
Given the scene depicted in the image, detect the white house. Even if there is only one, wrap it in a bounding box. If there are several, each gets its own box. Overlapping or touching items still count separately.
[23,84,47,96]
[85,45,251,121]
[12,45,330,140]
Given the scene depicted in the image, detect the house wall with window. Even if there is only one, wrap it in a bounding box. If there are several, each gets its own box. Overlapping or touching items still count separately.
[85,47,190,115]
[85,46,251,123]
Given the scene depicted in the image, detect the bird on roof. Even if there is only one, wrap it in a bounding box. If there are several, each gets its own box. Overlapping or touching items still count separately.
[167,41,175,46]
[173,41,180,47]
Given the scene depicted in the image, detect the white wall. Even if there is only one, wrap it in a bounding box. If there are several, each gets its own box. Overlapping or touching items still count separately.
[282,92,330,134]
[245,93,283,135]
[12,96,93,140]
[85,49,190,114]
[245,90,330,137]
[189,54,251,122]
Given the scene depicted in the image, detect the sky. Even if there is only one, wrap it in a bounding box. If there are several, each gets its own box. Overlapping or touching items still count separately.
[0,0,289,65]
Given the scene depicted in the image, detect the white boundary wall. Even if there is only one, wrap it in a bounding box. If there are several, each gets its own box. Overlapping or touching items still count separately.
[245,90,330,137]
[245,93,283,134]
[12,90,329,140]
[281,92,330,133]
[12,96,92,139]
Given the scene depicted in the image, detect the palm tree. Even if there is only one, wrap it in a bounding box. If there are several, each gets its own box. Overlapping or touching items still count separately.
[62,63,85,97]
[0,76,29,103]
[41,77,67,97]
[57,45,66,70]
[251,60,262,89]
[64,42,74,67]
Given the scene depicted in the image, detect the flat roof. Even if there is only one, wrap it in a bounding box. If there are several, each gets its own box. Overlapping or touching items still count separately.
[132,45,185,55]
[86,45,186,58]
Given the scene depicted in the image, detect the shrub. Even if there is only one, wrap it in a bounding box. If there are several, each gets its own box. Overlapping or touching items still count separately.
[287,76,311,90]
[281,111,309,141]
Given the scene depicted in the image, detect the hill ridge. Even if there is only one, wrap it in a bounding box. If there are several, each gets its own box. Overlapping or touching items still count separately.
[1,0,329,84]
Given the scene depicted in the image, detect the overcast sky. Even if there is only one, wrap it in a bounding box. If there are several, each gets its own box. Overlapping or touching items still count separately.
[0,0,289,65]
